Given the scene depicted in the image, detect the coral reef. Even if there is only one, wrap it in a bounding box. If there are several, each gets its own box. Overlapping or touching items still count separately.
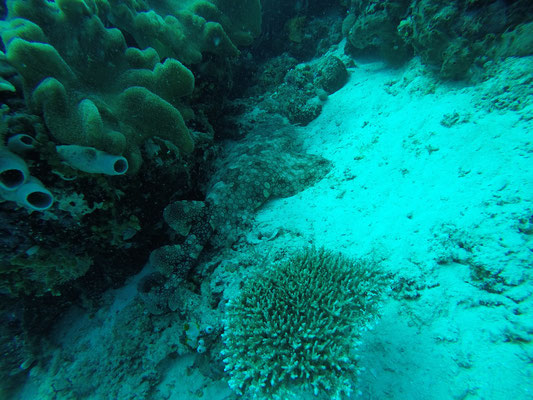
[342,0,533,79]
[430,219,532,294]
[342,0,411,65]
[148,116,332,278]
[100,0,261,63]
[1,0,262,171]
[260,0,344,60]
[0,113,54,211]
[1,0,194,172]
[475,55,533,119]
[0,0,262,298]
[0,305,32,397]
[30,283,222,399]
[222,247,388,399]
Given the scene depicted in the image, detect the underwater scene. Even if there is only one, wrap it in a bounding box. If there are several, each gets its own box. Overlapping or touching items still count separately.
[0,0,532,399]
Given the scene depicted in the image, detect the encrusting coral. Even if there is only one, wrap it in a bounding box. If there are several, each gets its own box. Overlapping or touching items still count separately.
[222,247,388,400]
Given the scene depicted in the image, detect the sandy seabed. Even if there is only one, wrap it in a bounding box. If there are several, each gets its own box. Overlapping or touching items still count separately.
[17,54,533,400]
[253,56,533,400]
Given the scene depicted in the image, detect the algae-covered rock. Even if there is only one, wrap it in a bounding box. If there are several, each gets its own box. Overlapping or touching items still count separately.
[344,0,411,64]
[343,0,533,79]
[255,55,348,125]
[1,245,92,296]
[206,120,331,246]
[491,21,533,59]
[314,55,348,94]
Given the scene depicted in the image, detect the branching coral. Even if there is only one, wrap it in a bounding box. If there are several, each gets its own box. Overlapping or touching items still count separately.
[222,247,388,400]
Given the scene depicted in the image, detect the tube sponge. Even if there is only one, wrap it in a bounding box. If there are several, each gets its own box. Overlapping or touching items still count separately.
[0,148,54,211]
[12,176,53,211]
[0,148,30,191]
[56,144,129,175]
[1,176,54,211]
[7,134,36,154]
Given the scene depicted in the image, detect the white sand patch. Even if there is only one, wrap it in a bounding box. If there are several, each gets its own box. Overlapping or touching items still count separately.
[253,58,533,399]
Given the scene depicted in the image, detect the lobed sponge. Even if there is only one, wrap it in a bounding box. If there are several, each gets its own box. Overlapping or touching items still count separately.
[1,0,262,172]
[1,0,196,172]
[101,0,261,64]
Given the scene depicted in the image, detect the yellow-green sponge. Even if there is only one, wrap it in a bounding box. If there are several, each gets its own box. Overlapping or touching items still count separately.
[1,1,196,173]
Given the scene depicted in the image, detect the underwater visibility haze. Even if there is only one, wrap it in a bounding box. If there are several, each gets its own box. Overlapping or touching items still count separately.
[0,0,532,399]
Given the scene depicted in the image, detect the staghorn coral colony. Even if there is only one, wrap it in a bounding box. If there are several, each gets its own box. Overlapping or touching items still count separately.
[222,248,388,400]
[0,0,532,399]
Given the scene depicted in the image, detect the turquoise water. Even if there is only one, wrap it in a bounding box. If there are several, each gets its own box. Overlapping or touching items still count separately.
[0,1,532,399]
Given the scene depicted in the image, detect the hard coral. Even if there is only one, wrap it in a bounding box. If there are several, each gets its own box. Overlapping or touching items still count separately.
[222,247,388,400]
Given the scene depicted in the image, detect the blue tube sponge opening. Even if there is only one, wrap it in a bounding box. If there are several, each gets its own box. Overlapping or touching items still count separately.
[0,168,25,190]
[25,190,53,211]
[0,148,30,191]
[14,177,54,211]
[113,158,128,174]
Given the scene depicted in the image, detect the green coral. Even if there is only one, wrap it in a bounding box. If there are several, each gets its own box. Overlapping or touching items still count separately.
[0,0,262,172]
[222,248,388,400]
